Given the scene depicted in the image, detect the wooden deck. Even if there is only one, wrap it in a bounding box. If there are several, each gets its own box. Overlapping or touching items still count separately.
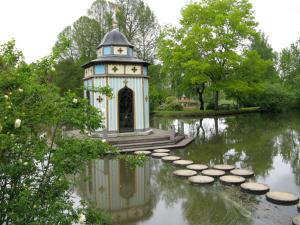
[67,128,195,153]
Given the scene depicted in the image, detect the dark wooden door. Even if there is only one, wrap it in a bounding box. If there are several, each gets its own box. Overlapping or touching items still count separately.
[118,87,134,133]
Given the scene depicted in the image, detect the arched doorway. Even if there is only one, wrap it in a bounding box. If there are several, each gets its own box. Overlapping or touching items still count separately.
[118,86,134,133]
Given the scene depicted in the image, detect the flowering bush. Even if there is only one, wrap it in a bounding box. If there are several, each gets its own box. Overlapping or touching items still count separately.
[0,41,115,224]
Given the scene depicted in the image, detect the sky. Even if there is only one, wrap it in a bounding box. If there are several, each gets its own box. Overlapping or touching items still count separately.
[0,0,300,63]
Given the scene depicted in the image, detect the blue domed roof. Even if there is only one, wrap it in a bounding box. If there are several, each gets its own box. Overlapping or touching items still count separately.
[98,29,133,48]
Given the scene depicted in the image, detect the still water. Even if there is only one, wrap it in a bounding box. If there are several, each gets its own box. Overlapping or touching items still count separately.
[75,112,300,225]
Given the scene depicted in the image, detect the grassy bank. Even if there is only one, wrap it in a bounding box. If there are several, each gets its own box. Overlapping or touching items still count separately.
[152,107,262,118]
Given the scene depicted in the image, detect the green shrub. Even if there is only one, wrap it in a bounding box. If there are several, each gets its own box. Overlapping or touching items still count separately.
[158,96,183,111]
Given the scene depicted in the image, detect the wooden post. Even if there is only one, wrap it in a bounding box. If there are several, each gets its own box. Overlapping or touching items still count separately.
[102,128,108,140]
[170,125,175,141]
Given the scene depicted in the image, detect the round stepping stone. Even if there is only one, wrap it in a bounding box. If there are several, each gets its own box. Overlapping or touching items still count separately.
[219,175,245,185]
[292,215,300,225]
[134,150,151,155]
[173,169,197,177]
[230,169,254,177]
[188,175,215,185]
[162,155,181,162]
[153,149,170,153]
[213,164,235,171]
[151,152,170,158]
[201,169,225,177]
[266,191,299,205]
[186,164,208,171]
[173,160,193,167]
[240,182,269,194]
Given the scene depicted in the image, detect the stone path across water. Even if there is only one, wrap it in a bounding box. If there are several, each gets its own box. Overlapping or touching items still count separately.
[153,149,171,153]
[220,175,246,185]
[230,169,254,177]
[173,169,197,177]
[241,182,270,194]
[151,152,170,158]
[134,150,152,155]
[186,164,208,171]
[173,160,193,166]
[266,192,299,205]
[188,175,215,184]
[292,215,300,225]
[162,155,181,162]
[202,169,226,177]
[143,148,300,224]
[213,164,235,171]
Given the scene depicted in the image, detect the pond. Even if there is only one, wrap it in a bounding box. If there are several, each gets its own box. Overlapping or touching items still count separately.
[74,112,300,225]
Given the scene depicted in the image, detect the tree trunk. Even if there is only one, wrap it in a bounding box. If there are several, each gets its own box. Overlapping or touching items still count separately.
[197,84,205,110]
[214,117,219,136]
[214,90,219,110]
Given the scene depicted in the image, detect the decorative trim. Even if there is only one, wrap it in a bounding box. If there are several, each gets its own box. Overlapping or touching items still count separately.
[83,75,149,81]
[106,77,109,131]
[142,78,145,129]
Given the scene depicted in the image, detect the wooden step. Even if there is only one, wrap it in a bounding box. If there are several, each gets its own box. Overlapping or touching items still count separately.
[113,139,174,148]
[108,135,170,145]
[119,137,195,152]
[113,135,185,150]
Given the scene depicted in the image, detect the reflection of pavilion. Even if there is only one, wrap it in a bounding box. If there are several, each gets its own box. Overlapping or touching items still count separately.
[76,159,152,224]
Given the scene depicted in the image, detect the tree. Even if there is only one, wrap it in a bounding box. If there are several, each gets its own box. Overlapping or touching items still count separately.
[116,0,160,62]
[279,39,300,83]
[87,0,115,38]
[54,16,102,61]
[148,64,170,111]
[0,41,145,224]
[250,31,279,81]
[53,59,84,96]
[159,0,257,110]
[279,38,300,107]
[72,16,103,61]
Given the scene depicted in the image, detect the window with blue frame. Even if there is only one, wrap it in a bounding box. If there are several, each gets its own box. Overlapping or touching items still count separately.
[143,66,148,76]
[103,46,111,55]
[95,64,105,75]
[128,47,133,56]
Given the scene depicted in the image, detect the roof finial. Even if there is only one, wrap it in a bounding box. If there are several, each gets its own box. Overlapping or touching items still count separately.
[112,4,118,30]
[112,21,118,30]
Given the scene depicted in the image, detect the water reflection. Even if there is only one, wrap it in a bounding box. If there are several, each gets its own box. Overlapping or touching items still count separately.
[76,159,154,224]
[77,112,300,225]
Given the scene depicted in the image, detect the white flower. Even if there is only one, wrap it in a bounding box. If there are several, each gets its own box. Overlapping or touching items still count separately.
[8,105,11,109]
[14,119,21,128]
[23,162,28,166]
[4,95,8,100]
[78,213,86,224]
[39,132,47,140]
[72,98,78,104]
[8,92,12,95]
[102,139,106,143]
[18,88,23,92]
[19,159,23,163]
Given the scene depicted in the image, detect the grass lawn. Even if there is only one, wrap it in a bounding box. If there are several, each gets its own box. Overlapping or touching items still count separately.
[152,107,261,118]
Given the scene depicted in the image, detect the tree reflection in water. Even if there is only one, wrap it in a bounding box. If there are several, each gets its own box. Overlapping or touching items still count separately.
[75,112,300,225]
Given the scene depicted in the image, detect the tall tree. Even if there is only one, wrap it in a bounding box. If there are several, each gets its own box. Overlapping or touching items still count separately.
[279,38,300,107]
[250,31,279,81]
[87,0,115,37]
[116,0,160,62]
[72,16,103,61]
[158,0,257,110]
[279,39,300,83]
